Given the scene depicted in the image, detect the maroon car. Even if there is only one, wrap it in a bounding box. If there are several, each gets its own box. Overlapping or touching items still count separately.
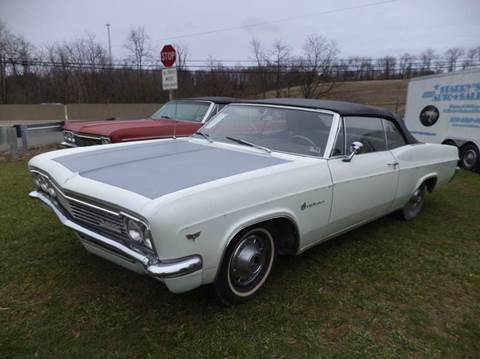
[62,97,236,147]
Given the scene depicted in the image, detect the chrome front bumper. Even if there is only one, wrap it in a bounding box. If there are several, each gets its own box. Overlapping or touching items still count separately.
[61,141,77,148]
[29,191,202,279]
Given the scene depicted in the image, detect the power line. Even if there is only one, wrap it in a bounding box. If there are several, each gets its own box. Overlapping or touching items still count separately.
[3,58,479,74]
[158,0,401,41]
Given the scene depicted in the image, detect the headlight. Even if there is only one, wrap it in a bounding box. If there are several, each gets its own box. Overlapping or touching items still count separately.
[47,186,56,198]
[32,173,42,189]
[63,131,75,143]
[126,219,145,243]
[125,217,153,250]
[39,177,49,192]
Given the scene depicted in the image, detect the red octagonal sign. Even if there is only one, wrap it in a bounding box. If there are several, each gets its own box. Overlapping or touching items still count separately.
[160,44,176,67]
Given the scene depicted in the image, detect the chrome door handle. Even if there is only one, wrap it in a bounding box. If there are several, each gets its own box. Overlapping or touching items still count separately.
[387,162,399,167]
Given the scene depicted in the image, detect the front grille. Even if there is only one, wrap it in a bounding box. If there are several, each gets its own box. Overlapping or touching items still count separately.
[73,134,102,146]
[54,187,128,243]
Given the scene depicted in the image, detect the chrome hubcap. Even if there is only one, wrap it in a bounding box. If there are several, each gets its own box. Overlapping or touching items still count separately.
[409,189,423,208]
[229,234,267,288]
[464,150,477,168]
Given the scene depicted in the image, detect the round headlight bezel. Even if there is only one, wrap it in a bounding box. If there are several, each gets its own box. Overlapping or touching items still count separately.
[33,173,42,189]
[126,219,145,244]
[64,131,74,142]
[39,177,49,192]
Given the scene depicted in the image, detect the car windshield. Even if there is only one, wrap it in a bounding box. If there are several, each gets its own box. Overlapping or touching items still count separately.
[201,104,334,157]
[151,101,211,122]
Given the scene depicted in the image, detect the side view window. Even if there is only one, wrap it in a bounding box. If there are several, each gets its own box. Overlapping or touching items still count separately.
[344,116,386,154]
[383,120,407,149]
[332,119,345,156]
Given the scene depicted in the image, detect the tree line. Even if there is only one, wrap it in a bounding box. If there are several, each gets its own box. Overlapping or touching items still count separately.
[0,22,479,104]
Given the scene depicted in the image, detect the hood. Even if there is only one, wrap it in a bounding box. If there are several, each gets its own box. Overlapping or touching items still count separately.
[64,118,178,137]
[52,140,289,199]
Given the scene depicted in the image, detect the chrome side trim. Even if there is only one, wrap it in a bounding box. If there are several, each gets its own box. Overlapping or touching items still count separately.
[201,102,216,123]
[29,190,203,279]
[324,112,341,159]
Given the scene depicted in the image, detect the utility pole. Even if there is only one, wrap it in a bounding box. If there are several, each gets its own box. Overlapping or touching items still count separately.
[106,23,112,64]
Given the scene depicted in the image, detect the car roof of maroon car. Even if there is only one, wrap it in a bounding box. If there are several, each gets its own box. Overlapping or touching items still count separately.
[184,96,238,104]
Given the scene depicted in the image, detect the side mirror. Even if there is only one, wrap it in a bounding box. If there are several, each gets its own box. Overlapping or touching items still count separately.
[342,141,363,162]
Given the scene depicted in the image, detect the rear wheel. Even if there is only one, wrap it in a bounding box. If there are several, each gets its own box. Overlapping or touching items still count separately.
[460,143,479,171]
[398,184,426,221]
[210,226,276,306]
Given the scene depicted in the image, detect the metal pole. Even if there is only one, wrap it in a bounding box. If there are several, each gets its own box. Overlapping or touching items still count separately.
[63,104,69,122]
[169,90,173,101]
[20,125,28,152]
[7,127,18,160]
[106,24,112,64]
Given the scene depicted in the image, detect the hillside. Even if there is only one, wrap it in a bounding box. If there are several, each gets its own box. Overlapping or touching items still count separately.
[263,79,409,116]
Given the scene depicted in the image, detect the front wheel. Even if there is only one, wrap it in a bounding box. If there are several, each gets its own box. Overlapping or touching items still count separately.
[210,227,276,306]
[397,184,426,221]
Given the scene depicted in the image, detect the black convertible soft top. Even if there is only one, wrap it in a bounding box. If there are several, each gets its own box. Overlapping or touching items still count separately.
[244,98,418,144]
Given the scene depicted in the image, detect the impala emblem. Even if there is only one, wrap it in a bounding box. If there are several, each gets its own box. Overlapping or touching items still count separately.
[301,200,325,211]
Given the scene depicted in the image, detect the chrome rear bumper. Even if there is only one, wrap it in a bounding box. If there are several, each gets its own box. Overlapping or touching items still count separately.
[29,191,202,279]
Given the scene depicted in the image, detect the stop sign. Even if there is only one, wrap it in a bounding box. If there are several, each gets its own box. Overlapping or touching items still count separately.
[160,45,176,67]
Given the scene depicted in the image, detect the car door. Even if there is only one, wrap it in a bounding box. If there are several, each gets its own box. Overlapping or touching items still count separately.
[326,116,400,234]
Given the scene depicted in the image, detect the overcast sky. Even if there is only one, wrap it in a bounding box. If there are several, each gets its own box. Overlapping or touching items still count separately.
[1,0,479,62]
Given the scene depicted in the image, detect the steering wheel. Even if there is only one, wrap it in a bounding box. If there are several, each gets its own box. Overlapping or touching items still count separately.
[291,134,317,148]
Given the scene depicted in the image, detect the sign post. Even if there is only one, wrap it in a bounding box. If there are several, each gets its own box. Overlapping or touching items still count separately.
[160,45,177,100]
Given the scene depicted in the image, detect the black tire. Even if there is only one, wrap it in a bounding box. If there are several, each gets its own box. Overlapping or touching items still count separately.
[210,226,276,306]
[397,184,426,221]
[460,143,480,171]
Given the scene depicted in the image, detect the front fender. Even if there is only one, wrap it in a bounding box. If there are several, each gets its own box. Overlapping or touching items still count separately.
[199,207,300,285]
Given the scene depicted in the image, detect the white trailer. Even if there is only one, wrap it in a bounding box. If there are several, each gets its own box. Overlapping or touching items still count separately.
[404,68,480,171]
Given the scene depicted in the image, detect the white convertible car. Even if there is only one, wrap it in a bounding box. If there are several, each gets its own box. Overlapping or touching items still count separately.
[29,99,458,305]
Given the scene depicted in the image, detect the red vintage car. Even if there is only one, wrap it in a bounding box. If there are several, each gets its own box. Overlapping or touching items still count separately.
[62,97,236,147]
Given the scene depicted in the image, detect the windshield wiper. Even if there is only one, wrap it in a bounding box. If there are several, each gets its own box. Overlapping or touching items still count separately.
[194,131,213,143]
[160,115,171,119]
[225,136,271,154]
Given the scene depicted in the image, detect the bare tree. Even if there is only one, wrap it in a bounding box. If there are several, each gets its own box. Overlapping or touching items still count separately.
[298,35,339,98]
[0,21,12,103]
[399,53,416,78]
[174,42,189,70]
[462,47,480,70]
[444,47,465,72]
[377,56,397,78]
[250,38,266,67]
[124,27,152,71]
[249,38,269,97]
[267,39,291,97]
[68,34,108,69]
[419,48,437,73]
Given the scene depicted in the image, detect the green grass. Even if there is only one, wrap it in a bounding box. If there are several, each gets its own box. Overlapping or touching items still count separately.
[1,160,479,358]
